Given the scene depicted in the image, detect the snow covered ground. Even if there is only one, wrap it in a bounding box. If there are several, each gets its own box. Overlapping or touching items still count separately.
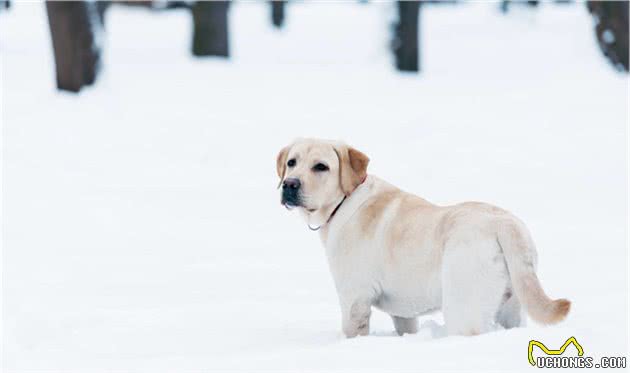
[1,2,628,372]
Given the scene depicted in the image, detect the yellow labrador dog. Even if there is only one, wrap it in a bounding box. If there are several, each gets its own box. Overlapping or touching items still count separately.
[277,138,570,338]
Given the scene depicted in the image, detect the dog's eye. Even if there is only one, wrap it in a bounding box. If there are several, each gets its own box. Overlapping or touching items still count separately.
[312,163,329,172]
[287,159,296,167]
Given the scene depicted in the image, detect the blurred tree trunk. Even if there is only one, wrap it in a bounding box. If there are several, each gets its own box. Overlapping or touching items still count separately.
[500,0,539,13]
[46,1,104,92]
[587,1,629,71]
[192,1,229,57]
[271,0,285,28]
[162,1,189,10]
[96,1,109,25]
[393,1,420,72]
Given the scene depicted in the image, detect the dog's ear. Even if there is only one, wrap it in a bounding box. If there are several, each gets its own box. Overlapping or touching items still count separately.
[276,145,290,189]
[334,144,370,196]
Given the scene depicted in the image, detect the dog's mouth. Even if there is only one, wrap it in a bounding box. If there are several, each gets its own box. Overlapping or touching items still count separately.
[283,201,298,211]
[282,189,313,211]
[283,202,316,213]
[282,199,316,213]
[281,188,318,213]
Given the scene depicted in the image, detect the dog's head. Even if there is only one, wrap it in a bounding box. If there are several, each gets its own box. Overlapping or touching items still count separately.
[276,138,369,227]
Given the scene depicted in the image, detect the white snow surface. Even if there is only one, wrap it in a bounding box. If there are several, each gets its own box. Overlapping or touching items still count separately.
[1,2,628,372]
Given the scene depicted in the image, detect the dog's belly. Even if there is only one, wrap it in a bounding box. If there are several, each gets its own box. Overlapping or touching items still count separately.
[373,243,444,318]
[374,294,440,318]
[373,280,442,318]
[374,291,440,318]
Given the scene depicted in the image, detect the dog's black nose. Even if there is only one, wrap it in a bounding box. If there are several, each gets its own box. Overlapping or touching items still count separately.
[282,178,301,190]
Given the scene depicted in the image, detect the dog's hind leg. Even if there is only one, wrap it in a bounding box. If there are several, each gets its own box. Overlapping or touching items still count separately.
[495,291,526,329]
[442,239,508,336]
[391,315,418,336]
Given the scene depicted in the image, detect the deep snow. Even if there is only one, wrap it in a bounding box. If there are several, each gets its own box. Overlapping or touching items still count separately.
[1,1,628,372]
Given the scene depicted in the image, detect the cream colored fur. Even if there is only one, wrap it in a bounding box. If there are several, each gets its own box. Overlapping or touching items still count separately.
[277,138,570,338]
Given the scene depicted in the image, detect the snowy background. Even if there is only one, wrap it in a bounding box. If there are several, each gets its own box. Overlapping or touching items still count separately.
[1,1,628,372]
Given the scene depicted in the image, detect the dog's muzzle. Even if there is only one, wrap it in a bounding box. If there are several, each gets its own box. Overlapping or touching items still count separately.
[281,177,302,209]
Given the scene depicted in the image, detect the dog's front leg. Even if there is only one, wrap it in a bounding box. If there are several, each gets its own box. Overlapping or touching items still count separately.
[340,298,372,338]
[391,315,418,336]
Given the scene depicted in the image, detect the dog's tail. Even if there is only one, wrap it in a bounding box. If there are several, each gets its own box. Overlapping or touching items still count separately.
[497,219,570,325]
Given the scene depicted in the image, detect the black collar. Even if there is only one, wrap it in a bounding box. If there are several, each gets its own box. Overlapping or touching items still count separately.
[308,196,346,231]
[327,196,346,223]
